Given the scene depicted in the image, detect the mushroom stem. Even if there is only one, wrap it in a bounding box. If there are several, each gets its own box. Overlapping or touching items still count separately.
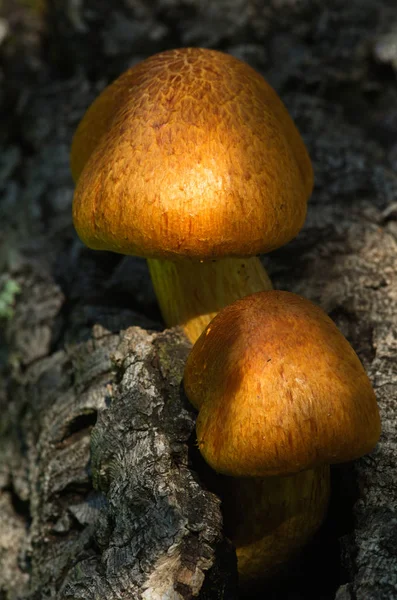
[223,465,330,586]
[148,256,272,343]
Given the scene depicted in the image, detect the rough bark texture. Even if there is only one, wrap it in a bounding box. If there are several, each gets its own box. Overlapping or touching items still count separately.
[1,322,236,599]
[1,0,397,599]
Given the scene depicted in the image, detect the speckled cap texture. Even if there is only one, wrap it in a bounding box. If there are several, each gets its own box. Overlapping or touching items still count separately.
[184,291,381,477]
[72,48,313,260]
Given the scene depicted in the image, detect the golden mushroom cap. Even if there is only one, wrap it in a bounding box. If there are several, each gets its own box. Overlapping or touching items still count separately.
[71,47,313,261]
[184,291,381,477]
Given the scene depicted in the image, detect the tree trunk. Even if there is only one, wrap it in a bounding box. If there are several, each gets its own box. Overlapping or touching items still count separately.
[1,1,397,598]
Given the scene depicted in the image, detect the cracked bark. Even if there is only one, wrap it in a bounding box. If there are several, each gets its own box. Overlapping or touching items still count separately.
[1,321,237,599]
[1,0,397,599]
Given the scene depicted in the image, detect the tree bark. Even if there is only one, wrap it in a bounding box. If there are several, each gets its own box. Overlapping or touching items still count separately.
[1,319,237,599]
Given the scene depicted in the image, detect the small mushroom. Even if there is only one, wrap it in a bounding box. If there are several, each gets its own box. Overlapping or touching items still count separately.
[71,48,313,342]
[184,290,380,584]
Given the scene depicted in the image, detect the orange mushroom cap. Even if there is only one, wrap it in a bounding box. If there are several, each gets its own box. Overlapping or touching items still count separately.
[71,47,313,261]
[184,291,381,477]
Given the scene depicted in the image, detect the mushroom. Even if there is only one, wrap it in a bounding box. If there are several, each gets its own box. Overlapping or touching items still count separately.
[71,47,313,342]
[184,290,381,584]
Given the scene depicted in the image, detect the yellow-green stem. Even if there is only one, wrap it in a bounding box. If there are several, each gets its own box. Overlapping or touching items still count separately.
[223,465,330,586]
[148,256,272,343]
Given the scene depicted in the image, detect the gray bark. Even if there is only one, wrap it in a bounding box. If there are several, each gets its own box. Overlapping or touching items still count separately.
[1,0,397,598]
[1,321,236,599]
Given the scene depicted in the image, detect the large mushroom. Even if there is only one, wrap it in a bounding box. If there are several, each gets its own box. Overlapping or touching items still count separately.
[184,291,381,585]
[71,47,313,342]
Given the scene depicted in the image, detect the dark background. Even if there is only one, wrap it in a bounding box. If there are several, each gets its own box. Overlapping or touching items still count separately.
[1,1,396,599]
